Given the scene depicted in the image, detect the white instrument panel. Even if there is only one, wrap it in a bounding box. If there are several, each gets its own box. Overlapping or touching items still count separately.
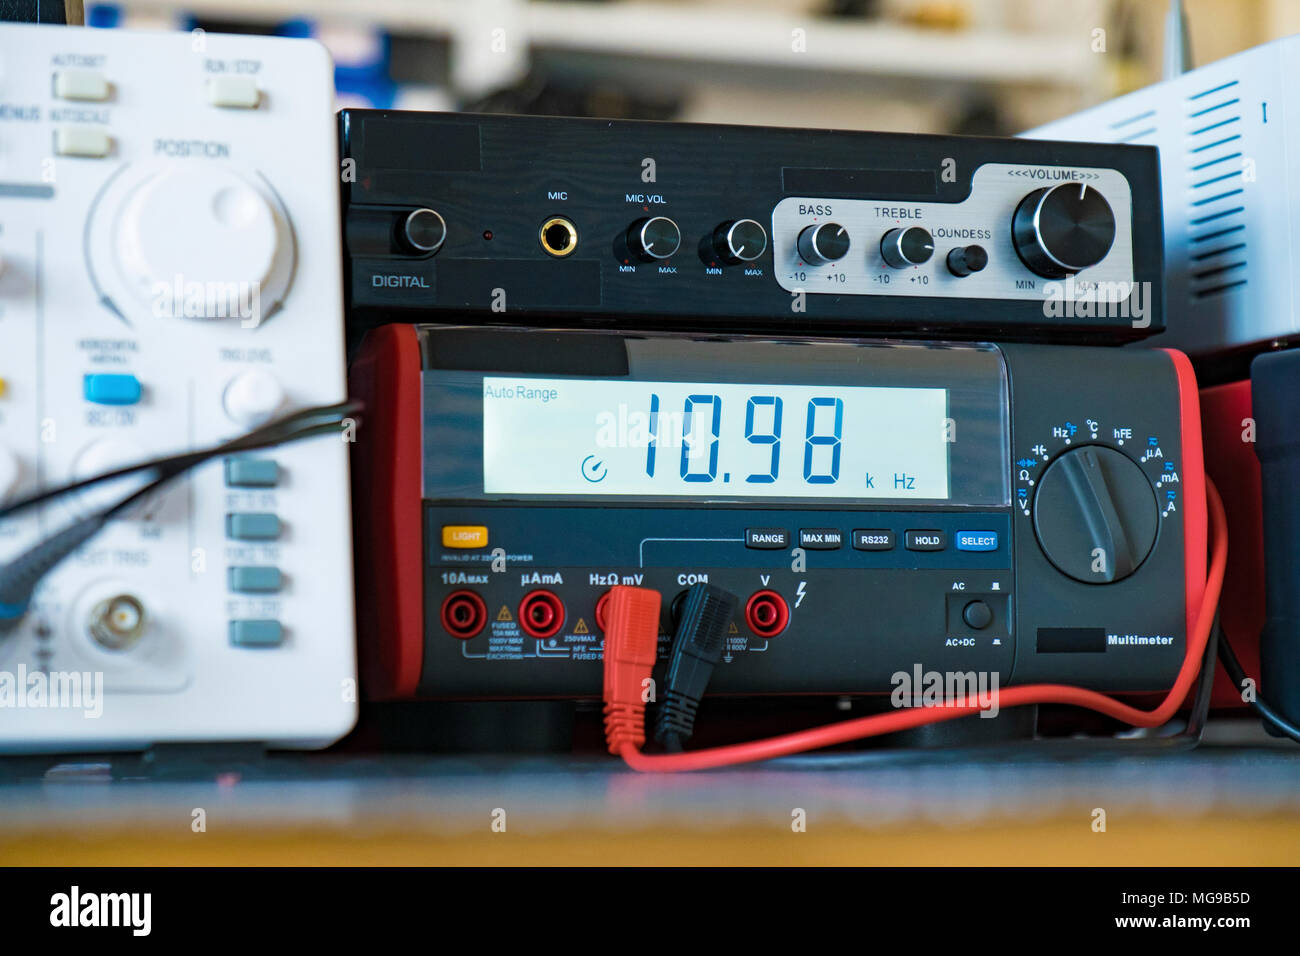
[0,24,356,752]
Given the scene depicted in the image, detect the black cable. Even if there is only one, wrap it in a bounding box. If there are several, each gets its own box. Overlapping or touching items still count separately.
[0,400,361,631]
[1216,618,1300,744]
[0,400,361,520]
[653,584,737,751]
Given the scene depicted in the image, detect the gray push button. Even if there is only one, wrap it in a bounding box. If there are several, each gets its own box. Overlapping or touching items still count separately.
[905,530,946,551]
[228,566,283,593]
[852,529,896,551]
[226,513,281,540]
[799,528,842,550]
[229,620,283,647]
[746,528,789,549]
[224,457,280,488]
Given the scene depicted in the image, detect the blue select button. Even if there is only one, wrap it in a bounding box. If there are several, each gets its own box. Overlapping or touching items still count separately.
[83,373,141,405]
[956,531,999,552]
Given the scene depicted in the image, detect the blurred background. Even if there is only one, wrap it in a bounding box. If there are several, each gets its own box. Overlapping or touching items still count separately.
[78,0,1292,134]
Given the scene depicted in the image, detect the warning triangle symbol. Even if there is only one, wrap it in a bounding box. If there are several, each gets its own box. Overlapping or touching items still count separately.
[728,621,739,634]
[496,605,513,622]
[573,618,590,634]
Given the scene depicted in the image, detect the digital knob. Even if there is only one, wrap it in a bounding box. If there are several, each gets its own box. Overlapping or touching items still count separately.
[1012,183,1116,278]
[629,217,681,261]
[401,208,446,255]
[713,219,767,264]
[880,227,933,268]
[796,222,849,264]
[1032,445,1158,584]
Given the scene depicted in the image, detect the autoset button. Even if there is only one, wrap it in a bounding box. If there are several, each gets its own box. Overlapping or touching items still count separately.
[852,529,895,551]
[955,530,999,552]
[905,530,946,551]
[746,528,789,549]
[442,525,488,549]
[799,528,842,550]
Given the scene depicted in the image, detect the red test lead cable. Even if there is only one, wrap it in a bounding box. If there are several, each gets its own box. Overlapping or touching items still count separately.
[604,479,1229,773]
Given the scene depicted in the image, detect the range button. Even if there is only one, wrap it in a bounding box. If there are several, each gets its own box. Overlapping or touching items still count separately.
[746,528,789,549]
[799,528,842,550]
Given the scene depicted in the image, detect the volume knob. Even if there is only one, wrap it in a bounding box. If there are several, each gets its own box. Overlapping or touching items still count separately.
[796,222,849,265]
[1032,445,1157,584]
[1012,183,1116,278]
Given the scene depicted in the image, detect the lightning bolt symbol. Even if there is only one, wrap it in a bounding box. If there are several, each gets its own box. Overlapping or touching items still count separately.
[795,581,807,608]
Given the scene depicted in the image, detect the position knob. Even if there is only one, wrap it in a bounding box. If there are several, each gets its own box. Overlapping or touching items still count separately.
[401,208,446,255]
[946,244,988,278]
[628,217,681,261]
[713,219,767,264]
[1032,445,1158,584]
[1012,183,1116,278]
[796,222,849,264]
[880,227,933,268]
[106,163,294,322]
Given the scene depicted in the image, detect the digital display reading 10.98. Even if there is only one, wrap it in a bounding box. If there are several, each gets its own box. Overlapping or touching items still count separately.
[481,377,950,499]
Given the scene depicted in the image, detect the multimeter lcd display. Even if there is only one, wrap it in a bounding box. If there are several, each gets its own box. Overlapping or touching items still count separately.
[482,378,950,499]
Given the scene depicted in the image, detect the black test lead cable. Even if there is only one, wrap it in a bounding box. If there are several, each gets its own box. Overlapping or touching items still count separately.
[0,400,361,632]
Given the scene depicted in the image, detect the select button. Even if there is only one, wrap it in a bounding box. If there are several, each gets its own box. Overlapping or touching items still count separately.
[956,531,999,552]
[905,530,947,552]
[746,528,789,549]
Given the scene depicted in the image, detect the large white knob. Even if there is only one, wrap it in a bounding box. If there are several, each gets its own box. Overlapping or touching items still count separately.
[223,368,284,427]
[0,445,20,502]
[90,162,295,323]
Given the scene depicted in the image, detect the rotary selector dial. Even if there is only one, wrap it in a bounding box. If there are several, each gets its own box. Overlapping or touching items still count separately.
[628,217,681,261]
[88,162,295,323]
[880,227,934,268]
[1012,182,1116,279]
[796,222,849,265]
[1032,445,1158,584]
[713,219,768,264]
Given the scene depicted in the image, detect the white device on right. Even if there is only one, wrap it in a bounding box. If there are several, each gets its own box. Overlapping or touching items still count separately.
[1024,36,1300,359]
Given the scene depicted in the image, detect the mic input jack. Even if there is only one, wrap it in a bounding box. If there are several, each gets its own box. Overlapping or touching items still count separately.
[539,216,578,257]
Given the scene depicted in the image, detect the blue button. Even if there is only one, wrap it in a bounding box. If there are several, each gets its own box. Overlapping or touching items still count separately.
[83,373,141,405]
[226,513,281,540]
[955,531,999,552]
[224,457,280,488]
[228,566,282,593]
[229,620,283,647]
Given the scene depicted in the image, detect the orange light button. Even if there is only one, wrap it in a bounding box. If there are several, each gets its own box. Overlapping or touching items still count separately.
[442,525,488,549]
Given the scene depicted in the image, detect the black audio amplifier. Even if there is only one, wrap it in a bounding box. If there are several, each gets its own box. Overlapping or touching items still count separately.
[350,326,1204,701]
[340,112,1164,344]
